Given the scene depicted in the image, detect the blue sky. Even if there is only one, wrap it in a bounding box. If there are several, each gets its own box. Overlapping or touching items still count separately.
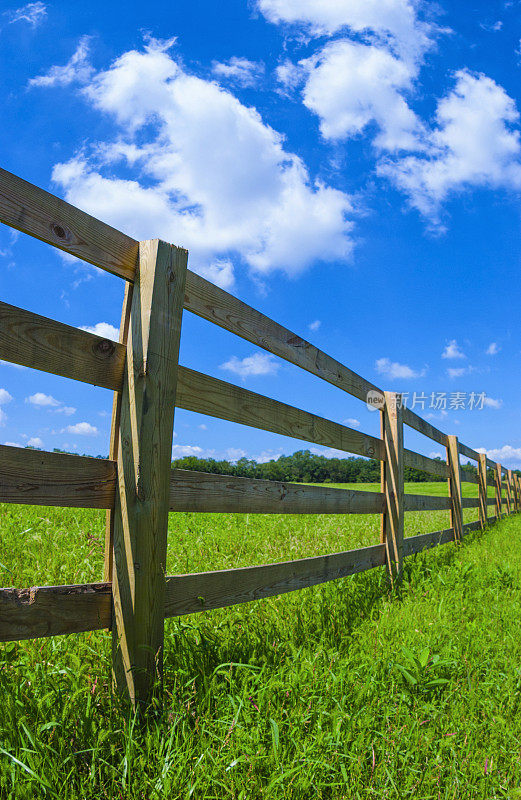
[0,0,520,467]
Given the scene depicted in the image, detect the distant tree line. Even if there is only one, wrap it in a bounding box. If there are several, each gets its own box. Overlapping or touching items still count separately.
[22,445,517,484]
[172,449,452,483]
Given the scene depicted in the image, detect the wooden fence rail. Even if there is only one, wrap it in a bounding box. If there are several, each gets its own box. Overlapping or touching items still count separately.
[0,166,517,710]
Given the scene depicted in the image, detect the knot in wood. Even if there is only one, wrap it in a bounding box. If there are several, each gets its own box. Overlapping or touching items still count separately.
[50,221,72,244]
[94,338,115,357]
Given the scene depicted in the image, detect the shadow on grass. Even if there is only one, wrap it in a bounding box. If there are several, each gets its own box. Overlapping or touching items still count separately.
[162,522,494,695]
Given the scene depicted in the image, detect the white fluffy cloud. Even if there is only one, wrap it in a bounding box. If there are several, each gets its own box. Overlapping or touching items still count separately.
[48,39,354,285]
[380,70,521,220]
[375,357,426,379]
[220,352,279,378]
[264,0,434,153]
[0,389,13,405]
[477,445,521,464]
[172,444,204,458]
[212,57,265,88]
[344,417,360,428]
[29,36,93,88]
[26,392,59,407]
[80,322,119,341]
[63,421,98,435]
[308,319,321,332]
[300,40,421,151]
[486,342,500,355]
[27,436,43,448]
[442,339,465,359]
[257,0,432,63]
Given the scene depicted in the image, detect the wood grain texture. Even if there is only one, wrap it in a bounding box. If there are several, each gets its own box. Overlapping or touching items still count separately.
[176,366,384,460]
[381,392,404,583]
[0,582,111,642]
[404,494,480,511]
[111,240,187,710]
[402,448,449,479]
[164,543,386,618]
[402,408,447,446]
[0,444,116,508]
[169,469,384,514]
[184,270,382,404]
[0,301,125,390]
[403,527,455,556]
[495,463,502,518]
[403,519,482,558]
[506,469,513,515]
[404,494,451,511]
[0,167,138,280]
[458,442,480,462]
[447,435,463,543]
[104,282,134,582]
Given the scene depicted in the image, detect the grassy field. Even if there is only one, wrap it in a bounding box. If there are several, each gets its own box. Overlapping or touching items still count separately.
[1,482,520,799]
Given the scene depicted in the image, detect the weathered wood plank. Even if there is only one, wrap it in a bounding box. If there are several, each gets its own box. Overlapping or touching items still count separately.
[404,494,451,511]
[0,582,111,642]
[0,508,501,644]
[403,527,455,556]
[104,282,134,582]
[0,301,125,390]
[169,470,384,514]
[495,463,502,518]
[461,497,481,508]
[402,408,447,446]
[402,448,449,479]
[447,435,463,542]
[0,167,138,280]
[403,519,482,557]
[404,494,479,511]
[184,270,382,404]
[111,240,187,710]
[176,366,384,461]
[164,543,386,618]
[0,444,116,508]
[381,392,404,583]
[506,469,513,515]
[458,442,480,462]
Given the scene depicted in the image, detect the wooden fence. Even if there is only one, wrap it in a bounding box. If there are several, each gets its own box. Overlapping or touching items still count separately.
[0,167,518,710]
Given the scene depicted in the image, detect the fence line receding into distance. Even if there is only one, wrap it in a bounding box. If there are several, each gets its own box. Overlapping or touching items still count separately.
[0,167,517,709]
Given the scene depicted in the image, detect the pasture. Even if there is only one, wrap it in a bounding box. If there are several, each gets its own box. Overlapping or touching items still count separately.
[1,484,520,799]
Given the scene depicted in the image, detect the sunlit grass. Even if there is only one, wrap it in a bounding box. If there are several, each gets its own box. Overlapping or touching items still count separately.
[0,490,519,798]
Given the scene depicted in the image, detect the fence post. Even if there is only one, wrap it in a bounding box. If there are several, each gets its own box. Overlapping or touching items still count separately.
[111,240,188,711]
[104,282,133,582]
[515,474,520,512]
[380,392,404,585]
[446,435,463,543]
[506,469,513,515]
[478,453,488,530]
[495,462,502,520]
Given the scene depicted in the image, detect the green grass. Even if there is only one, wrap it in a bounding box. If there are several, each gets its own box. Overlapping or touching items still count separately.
[1,484,520,798]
